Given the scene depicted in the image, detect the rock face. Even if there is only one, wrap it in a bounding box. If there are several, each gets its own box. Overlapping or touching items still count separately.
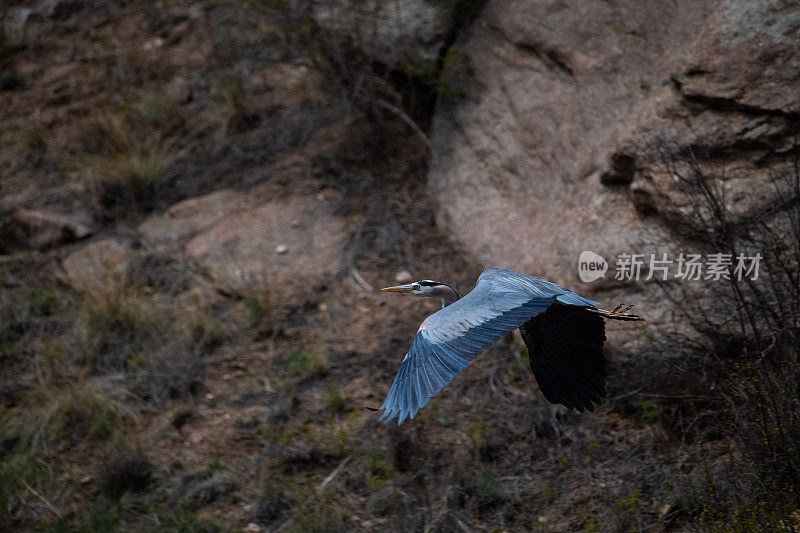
[624,0,800,222]
[676,0,800,115]
[428,0,800,350]
[0,209,92,253]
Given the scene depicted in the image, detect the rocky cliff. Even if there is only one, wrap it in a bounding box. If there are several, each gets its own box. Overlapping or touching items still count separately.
[428,0,799,350]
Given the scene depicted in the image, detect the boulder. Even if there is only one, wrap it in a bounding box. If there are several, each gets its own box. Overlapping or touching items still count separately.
[138,189,243,250]
[312,0,452,67]
[61,238,135,293]
[0,209,92,253]
[185,195,346,297]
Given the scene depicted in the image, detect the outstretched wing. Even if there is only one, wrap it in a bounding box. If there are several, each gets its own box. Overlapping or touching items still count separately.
[378,269,599,424]
[521,303,607,412]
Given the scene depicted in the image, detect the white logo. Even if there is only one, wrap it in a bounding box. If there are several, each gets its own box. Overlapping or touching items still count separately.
[578,251,608,282]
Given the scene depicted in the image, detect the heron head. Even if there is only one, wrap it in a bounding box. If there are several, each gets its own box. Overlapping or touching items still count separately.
[381,280,444,297]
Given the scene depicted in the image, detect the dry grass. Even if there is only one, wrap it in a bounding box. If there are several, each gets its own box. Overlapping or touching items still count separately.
[69,259,226,405]
[73,275,168,371]
[215,264,279,335]
[0,250,233,528]
[0,380,124,524]
[77,92,214,218]
[82,113,176,198]
[5,382,124,451]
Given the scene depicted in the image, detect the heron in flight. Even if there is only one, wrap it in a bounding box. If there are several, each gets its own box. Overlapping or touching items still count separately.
[377,268,641,424]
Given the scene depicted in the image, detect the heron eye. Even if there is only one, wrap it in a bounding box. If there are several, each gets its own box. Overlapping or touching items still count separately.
[413,284,421,291]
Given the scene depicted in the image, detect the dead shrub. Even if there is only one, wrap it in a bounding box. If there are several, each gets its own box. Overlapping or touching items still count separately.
[648,137,800,529]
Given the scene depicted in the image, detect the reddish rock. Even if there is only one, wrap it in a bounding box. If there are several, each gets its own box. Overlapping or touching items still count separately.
[0,209,92,253]
[60,239,135,293]
[674,0,800,115]
[138,189,242,249]
[185,196,346,297]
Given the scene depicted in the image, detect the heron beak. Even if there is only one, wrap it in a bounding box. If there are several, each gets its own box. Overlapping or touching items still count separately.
[381,284,415,294]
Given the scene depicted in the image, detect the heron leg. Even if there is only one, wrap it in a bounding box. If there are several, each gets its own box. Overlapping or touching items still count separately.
[595,304,643,321]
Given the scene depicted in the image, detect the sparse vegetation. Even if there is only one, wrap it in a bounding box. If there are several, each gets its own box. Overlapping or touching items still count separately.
[219,267,276,334]
[286,347,328,377]
[617,488,646,530]
[252,473,295,525]
[26,287,58,317]
[75,85,205,219]
[285,504,347,533]
[244,294,270,329]
[507,348,531,386]
[366,449,395,489]
[610,398,660,426]
[219,73,247,130]
[324,378,346,416]
[465,469,506,508]
[75,278,166,367]
[4,383,123,451]
[581,513,599,532]
[541,480,555,502]
[321,428,351,458]
[369,490,393,515]
[43,495,221,532]
[0,382,124,523]
[142,97,182,129]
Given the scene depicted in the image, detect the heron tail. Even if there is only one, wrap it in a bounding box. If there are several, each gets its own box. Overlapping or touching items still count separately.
[593,304,644,321]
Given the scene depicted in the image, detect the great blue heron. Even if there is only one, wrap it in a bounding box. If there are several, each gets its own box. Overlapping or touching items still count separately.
[377,268,641,424]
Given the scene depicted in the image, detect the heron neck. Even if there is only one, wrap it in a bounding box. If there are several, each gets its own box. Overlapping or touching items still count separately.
[436,285,461,308]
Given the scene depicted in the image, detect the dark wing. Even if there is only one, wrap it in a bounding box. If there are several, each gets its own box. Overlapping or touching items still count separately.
[521,303,607,412]
[378,268,599,424]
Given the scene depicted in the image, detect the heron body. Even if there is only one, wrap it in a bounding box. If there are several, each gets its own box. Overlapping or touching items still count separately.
[378,268,641,425]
